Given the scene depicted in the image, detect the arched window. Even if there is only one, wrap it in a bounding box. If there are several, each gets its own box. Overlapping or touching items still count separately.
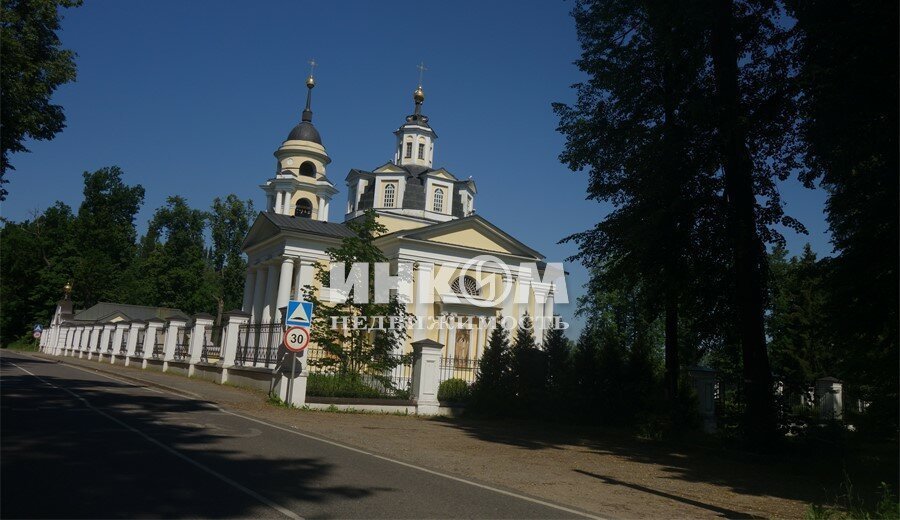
[295,198,313,218]
[299,161,316,177]
[418,143,425,159]
[404,142,412,158]
[433,188,444,213]
[450,276,481,297]
[383,183,396,208]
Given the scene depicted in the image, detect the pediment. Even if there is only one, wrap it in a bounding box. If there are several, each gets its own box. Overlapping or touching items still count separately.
[399,216,542,259]
[242,213,282,251]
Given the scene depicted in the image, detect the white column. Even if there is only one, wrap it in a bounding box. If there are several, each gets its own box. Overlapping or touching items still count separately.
[275,257,295,323]
[473,320,483,360]
[283,192,293,215]
[544,291,555,332]
[502,273,515,326]
[189,314,214,370]
[323,199,330,221]
[275,191,284,215]
[241,267,256,313]
[251,265,268,324]
[293,260,315,300]
[412,263,433,342]
[316,196,326,220]
[261,263,279,323]
[533,286,549,346]
[162,318,187,367]
[447,318,457,358]
[100,324,114,360]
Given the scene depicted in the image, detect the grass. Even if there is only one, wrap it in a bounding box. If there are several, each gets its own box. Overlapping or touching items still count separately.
[3,338,39,351]
[806,473,899,519]
[306,372,403,399]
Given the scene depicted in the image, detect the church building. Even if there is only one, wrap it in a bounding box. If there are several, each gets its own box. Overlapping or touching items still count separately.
[240,72,558,361]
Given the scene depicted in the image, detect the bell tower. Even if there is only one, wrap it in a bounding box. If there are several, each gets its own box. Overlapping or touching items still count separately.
[262,62,338,220]
[394,63,437,168]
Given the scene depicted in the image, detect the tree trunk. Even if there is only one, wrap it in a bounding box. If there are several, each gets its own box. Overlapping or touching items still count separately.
[664,293,679,404]
[709,0,776,443]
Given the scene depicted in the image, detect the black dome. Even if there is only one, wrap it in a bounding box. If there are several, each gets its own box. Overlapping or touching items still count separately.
[287,121,322,144]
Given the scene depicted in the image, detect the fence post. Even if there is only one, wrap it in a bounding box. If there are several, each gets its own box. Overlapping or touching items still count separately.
[188,313,214,376]
[111,323,127,364]
[87,324,102,360]
[816,376,844,421]
[123,321,142,367]
[143,319,164,368]
[220,311,250,384]
[411,339,443,415]
[162,318,187,372]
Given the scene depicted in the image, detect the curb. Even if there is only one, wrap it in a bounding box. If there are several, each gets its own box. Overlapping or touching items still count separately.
[28,352,210,402]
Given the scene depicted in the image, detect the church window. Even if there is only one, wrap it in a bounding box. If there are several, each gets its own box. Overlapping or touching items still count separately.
[383,183,396,208]
[299,161,316,177]
[433,188,444,213]
[450,275,481,297]
[418,143,425,159]
[295,198,313,218]
[405,142,412,158]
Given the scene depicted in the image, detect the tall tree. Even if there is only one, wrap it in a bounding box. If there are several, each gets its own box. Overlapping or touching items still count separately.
[554,0,720,409]
[705,0,800,442]
[0,202,77,343]
[72,167,145,309]
[0,0,81,199]
[132,196,211,314]
[790,0,899,429]
[472,320,513,412]
[208,195,254,324]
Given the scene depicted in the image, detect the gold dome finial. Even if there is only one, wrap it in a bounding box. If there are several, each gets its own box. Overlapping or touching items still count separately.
[414,85,425,104]
[63,281,72,299]
[306,58,317,89]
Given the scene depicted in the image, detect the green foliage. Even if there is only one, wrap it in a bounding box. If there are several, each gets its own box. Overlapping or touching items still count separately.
[306,373,392,399]
[437,378,470,403]
[470,320,512,412]
[0,0,81,199]
[510,314,547,411]
[306,210,408,378]
[789,0,899,434]
[72,167,145,308]
[207,195,254,322]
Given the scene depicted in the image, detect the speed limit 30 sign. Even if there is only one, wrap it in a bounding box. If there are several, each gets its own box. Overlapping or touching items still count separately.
[283,326,310,352]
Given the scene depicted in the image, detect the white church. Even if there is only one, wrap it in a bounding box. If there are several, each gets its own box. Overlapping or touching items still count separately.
[236,72,559,361]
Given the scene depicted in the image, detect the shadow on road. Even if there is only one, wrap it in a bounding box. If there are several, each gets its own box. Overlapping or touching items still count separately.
[1,354,388,518]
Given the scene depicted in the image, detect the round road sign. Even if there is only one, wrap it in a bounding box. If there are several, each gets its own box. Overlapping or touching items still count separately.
[283,326,310,352]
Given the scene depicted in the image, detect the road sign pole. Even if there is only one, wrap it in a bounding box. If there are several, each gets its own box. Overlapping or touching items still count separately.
[286,351,297,407]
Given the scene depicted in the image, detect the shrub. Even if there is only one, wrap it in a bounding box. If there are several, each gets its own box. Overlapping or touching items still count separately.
[438,378,471,403]
[306,373,385,399]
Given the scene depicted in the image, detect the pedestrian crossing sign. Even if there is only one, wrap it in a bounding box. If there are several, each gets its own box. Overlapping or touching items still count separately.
[286,300,314,328]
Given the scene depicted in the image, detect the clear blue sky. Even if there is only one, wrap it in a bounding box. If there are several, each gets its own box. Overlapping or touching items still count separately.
[1,0,831,336]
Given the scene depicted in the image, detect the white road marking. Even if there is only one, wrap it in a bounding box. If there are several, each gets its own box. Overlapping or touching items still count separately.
[30,355,605,519]
[7,360,302,520]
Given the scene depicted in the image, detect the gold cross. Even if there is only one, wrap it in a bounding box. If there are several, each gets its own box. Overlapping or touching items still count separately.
[417,61,427,87]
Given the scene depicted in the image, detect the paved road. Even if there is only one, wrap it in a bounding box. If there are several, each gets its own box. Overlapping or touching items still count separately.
[1,351,593,519]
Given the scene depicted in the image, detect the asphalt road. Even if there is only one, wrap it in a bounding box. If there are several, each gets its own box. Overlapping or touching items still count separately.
[1,351,593,519]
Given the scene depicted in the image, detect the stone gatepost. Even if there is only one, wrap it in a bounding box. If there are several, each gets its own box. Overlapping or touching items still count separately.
[124,321,143,367]
[112,323,129,364]
[816,377,843,421]
[220,311,250,384]
[411,339,443,415]
[142,319,165,368]
[188,313,214,376]
[688,366,718,433]
[161,318,187,371]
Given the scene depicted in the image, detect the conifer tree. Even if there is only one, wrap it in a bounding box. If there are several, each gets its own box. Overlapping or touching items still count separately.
[472,319,512,411]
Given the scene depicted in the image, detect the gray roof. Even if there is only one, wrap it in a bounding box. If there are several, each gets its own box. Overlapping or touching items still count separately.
[287,121,322,144]
[354,164,470,217]
[262,211,355,238]
[72,302,189,323]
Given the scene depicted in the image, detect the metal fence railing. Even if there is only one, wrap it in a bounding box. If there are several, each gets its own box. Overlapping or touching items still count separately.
[135,329,147,356]
[150,328,166,359]
[105,331,114,353]
[235,323,282,367]
[201,324,225,363]
[172,327,192,361]
[305,348,414,399]
[439,356,479,384]
[118,330,128,355]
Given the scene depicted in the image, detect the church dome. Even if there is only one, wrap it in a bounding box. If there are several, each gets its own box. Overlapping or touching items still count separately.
[287,121,322,144]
